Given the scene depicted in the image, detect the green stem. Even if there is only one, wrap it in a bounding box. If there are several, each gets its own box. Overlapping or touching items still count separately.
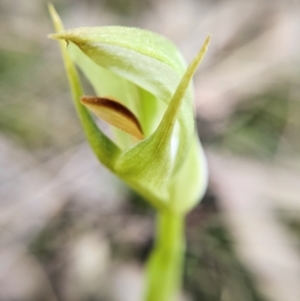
[145,211,185,301]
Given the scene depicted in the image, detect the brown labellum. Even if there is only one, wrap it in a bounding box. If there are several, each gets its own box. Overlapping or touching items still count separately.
[80,96,144,141]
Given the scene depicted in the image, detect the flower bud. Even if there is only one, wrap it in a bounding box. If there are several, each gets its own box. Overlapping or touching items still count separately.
[49,4,210,213]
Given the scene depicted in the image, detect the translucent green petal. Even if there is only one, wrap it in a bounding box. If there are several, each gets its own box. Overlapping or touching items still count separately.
[169,138,208,213]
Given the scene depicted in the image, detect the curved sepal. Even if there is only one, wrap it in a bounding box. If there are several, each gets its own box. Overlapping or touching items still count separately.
[115,38,210,210]
[48,4,121,170]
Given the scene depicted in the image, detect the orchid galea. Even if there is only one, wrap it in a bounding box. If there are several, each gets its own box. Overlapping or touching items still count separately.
[49,4,210,301]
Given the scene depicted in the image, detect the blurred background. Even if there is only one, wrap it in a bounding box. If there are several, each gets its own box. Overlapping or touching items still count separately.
[1,0,300,300]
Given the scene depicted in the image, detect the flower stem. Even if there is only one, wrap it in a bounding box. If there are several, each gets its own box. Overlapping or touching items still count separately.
[145,211,185,301]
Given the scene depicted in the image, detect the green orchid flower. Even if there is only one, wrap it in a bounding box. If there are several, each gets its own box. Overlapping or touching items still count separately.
[49,4,210,301]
